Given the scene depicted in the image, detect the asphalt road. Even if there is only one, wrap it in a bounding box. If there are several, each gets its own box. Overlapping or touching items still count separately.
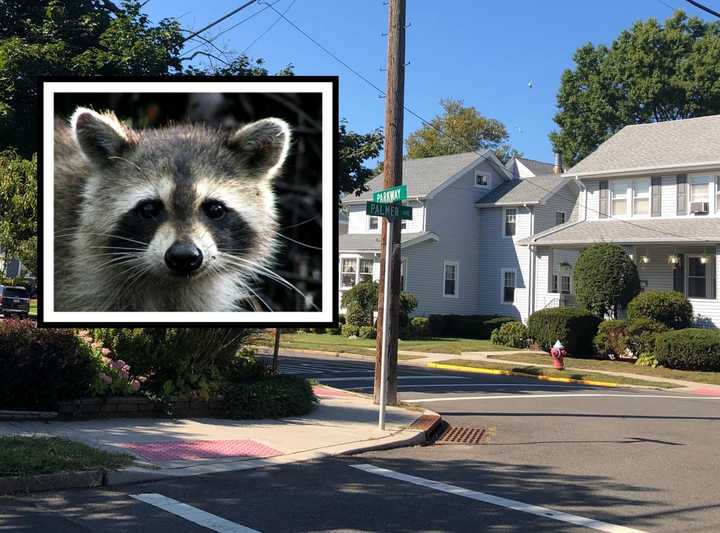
[2,352,719,532]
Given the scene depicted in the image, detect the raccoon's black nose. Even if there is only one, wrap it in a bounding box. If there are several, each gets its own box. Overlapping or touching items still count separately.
[165,242,203,274]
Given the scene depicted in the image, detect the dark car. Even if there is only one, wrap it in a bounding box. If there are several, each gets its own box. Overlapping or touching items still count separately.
[0,285,30,319]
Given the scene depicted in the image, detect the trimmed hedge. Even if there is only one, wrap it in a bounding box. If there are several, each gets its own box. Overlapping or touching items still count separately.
[427,314,516,339]
[0,321,97,409]
[409,316,431,338]
[593,319,627,357]
[627,290,693,330]
[490,321,528,348]
[528,308,601,356]
[625,318,668,356]
[655,328,720,371]
[222,375,318,419]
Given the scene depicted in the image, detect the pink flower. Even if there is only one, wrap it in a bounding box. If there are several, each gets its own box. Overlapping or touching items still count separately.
[99,372,112,385]
[130,380,141,392]
[101,347,112,356]
[91,341,102,350]
[101,356,112,365]
[119,369,129,380]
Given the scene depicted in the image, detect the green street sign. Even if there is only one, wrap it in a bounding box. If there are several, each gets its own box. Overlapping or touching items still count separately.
[372,184,407,204]
[366,201,413,220]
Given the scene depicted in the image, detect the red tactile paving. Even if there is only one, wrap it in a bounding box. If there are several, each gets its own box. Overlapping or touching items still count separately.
[313,385,355,398]
[690,388,720,397]
[120,439,282,462]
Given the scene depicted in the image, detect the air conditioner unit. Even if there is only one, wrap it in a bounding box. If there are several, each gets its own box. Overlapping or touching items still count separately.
[690,201,709,214]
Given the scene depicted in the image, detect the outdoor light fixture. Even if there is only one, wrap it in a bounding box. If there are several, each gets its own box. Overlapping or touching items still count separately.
[641,256,650,264]
[700,255,709,264]
[668,254,680,265]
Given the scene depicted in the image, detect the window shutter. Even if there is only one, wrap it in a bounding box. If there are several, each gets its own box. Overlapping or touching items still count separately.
[651,176,662,217]
[676,175,687,215]
[598,180,608,218]
[673,253,685,294]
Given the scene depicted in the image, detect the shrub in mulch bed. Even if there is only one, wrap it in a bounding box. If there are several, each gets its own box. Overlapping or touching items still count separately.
[655,328,720,371]
[221,375,318,420]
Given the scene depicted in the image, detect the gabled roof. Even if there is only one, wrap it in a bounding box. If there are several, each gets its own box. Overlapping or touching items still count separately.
[343,151,511,205]
[519,218,720,246]
[507,156,555,177]
[340,231,439,252]
[475,174,570,207]
[566,114,720,177]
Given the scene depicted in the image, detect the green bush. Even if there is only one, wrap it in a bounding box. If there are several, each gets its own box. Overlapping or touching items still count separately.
[635,352,660,368]
[328,316,346,335]
[0,321,97,409]
[222,375,318,419]
[625,318,668,356]
[593,319,627,357]
[573,243,640,317]
[409,317,431,338]
[490,321,528,348]
[528,308,601,356]
[655,328,720,371]
[358,326,377,339]
[399,292,418,328]
[341,280,377,326]
[427,314,516,339]
[341,324,360,337]
[225,353,271,383]
[627,290,693,330]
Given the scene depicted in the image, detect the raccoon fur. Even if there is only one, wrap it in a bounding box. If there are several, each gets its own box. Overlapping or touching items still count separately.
[54,107,292,312]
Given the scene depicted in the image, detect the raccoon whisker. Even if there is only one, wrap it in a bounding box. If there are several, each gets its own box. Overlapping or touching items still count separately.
[272,231,323,251]
[107,155,144,174]
[279,215,321,230]
[57,231,151,248]
[240,283,274,312]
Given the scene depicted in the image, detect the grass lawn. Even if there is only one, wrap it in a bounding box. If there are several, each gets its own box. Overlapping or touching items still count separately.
[439,359,680,388]
[255,332,504,356]
[29,299,37,317]
[487,352,720,386]
[0,436,133,478]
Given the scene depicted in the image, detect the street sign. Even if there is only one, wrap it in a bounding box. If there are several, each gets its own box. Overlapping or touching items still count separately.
[366,201,412,220]
[372,184,407,204]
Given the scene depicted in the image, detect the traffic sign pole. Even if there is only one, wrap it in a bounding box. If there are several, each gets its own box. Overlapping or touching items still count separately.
[378,219,392,430]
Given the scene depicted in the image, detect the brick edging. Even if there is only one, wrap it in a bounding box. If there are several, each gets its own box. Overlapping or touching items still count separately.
[0,469,105,496]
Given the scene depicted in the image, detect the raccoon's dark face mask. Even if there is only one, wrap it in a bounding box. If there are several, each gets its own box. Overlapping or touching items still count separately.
[70,107,291,283]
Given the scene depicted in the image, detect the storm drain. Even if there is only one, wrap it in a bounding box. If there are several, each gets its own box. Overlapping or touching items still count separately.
[434,425,486,445]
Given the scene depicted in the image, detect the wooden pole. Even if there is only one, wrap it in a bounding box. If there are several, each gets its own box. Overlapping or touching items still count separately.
[272,328,281,374]
[374,0,406,406]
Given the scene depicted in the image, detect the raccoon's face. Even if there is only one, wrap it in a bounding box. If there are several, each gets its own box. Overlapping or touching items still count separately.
[70,107,291,287]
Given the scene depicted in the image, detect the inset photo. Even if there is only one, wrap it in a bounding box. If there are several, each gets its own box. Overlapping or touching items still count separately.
[39,77,337,326]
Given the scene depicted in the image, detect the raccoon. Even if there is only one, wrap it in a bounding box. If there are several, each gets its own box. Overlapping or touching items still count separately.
[54,107,292,312]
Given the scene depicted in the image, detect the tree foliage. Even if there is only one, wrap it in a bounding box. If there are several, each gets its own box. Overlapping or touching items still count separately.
[405,98,520,163]
[551,11,720,168]
[573,244,640,318]
[0,151,37,275]
[339,119,383,196]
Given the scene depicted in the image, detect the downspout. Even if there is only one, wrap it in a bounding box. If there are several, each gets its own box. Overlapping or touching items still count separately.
[524,203,535,322]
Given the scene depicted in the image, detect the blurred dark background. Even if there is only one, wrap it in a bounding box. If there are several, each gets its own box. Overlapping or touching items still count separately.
[55,92,323,312]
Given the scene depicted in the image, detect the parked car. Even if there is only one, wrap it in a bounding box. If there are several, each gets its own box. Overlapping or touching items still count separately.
[0,285,30,319]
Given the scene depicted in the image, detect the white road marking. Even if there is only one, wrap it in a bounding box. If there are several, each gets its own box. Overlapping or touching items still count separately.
[351,464,647,533]
[404,393,720,403]
[131,493,261,533]
[349,384,581,391]
[319,375,469,382]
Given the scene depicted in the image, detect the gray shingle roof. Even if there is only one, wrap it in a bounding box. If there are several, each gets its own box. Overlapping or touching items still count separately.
[520,218,720,246]
[476,174,570,206]
[343,151,491,204]
[567,114,720,176]
[516,157,555,176]
[340,232,438,252]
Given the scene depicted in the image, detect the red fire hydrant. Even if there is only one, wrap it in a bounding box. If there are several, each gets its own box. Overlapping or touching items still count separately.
[550,340,566,370]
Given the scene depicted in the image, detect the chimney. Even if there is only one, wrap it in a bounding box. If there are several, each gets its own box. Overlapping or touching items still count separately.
[553,152,563,175]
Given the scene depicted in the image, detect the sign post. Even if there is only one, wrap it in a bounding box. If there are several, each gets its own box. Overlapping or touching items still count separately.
[367,185,411,430]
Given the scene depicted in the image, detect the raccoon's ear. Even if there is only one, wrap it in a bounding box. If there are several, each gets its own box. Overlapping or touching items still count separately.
[71,107,134,167]
[226,118,291,178]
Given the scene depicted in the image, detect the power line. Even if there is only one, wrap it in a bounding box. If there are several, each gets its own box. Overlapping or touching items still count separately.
[264,3,701,243]
[684,0,720,18]
[182,0,259,44]
[241,0,297,55]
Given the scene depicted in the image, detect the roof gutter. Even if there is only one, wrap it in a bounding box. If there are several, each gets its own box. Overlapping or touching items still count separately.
[564,160,720,180]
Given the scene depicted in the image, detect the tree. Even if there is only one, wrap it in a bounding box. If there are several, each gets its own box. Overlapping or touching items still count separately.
[405,98,520,163]
[551,11,720,168]
[0,151,37,275]
[573,243,640,318]
[338,119,383,196]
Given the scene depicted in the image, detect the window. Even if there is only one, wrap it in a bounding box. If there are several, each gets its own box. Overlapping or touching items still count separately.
[341,258,357,288]
[474,171,489,188]
[503,208,517,237]
[687,255,715,299]
[632,179,650,216]
[358,258,373,284]
[551,274,558,293]
[443,261,458,297]
[555,211,566,226]
[610,180,629,216]
[690,181,709,214]
[502,269,516,304]
[400,259,407,291]
[401,220,407,230]
[717,177,720,213]
[368,216,379,230]
[561,275,571,294]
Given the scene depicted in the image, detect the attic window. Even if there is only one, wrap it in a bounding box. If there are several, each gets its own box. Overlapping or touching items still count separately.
[474,171,489,188]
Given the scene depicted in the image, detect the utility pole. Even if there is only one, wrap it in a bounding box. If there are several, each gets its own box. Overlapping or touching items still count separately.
[374,0,406,407]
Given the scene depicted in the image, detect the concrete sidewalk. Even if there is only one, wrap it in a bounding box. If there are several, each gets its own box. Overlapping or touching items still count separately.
[0,386,439,487]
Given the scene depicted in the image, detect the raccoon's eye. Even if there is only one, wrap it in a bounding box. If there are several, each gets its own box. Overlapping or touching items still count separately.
[203,200,226,220]
[137,200,163,219]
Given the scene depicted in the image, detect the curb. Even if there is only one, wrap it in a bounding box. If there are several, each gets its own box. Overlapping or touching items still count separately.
[0,469,104,496]
[427,362,619,388]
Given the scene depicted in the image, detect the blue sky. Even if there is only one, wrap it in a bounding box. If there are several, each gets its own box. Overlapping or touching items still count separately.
[145,0,713,165]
